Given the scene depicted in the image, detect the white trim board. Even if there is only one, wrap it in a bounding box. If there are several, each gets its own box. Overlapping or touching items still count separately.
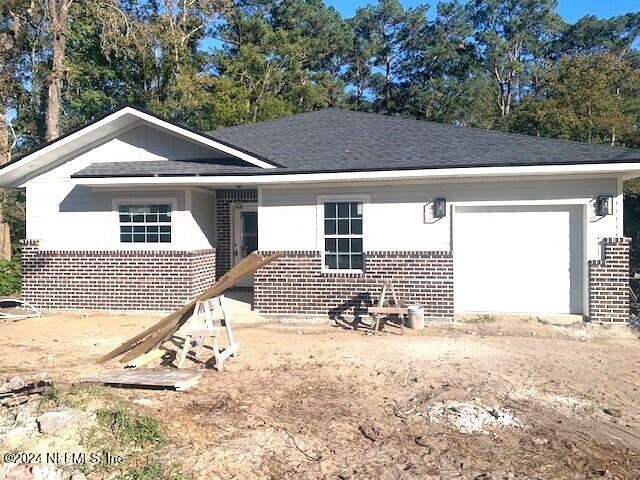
[74,162,640,188]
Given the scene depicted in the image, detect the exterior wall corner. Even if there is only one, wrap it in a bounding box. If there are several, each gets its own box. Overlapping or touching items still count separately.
[588,237,630,323]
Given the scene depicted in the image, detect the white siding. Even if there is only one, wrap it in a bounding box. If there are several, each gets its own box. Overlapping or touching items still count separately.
[26,183,218,251]
[24,124,223,251]
[259,177,619,261]
[189,189,217,249]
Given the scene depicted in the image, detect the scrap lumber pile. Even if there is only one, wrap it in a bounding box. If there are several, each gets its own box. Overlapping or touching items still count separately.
[0,373,53,407]
[97,251,282,366]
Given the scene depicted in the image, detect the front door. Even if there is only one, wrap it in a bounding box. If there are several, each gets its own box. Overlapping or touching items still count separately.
[232,204,258,287]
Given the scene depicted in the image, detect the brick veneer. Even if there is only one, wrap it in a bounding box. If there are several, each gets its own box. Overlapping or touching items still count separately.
[254,250,454,319]
[588,237,630,323]
[20,240,216,310]
[215,189,257,278]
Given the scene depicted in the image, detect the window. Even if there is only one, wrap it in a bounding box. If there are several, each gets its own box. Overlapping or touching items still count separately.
[324,201,363,270]
[118,204,172,243]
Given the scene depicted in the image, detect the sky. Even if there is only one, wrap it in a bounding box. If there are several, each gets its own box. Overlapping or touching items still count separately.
[325,0,640,21]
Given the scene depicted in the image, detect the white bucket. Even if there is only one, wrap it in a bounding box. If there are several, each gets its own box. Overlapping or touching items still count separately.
[407,305,425,329]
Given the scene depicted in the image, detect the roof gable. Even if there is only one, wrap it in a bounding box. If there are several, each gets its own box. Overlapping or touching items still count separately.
[0,105,278,187]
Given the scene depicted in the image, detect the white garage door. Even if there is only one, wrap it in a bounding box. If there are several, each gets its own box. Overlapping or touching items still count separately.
[454,205,583,314]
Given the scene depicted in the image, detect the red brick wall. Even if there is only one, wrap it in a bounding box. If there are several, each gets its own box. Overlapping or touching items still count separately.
[215,189,257,279]
[254,250,454,319]
[588,237,630,323]
[21,240,215,310]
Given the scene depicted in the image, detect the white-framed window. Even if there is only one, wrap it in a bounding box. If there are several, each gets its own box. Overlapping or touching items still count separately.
[117,203,172,243]
[323,200,364,271]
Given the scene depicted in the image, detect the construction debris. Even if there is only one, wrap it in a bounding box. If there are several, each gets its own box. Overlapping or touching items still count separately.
[37,408,96,438]
[0,373,53,407]
[80,369,203,391]
[424,401,524,434]
[97,251,282,366]
[0,298,41,321]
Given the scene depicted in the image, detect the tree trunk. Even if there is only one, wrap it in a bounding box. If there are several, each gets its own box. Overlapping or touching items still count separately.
[385,59,391,114]
[0,109,11,260]
[0,109,7,166]
[45,0,70,142]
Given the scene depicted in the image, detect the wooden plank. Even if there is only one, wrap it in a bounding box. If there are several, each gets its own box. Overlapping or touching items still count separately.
[123,253,280,362]
[97,251,282,364]
[81,369,202,391]
[368,306,409,315]
[124,349,166,369]
[180,327,221,337]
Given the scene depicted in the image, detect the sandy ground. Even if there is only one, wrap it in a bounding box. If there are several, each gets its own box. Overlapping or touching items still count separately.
[1,312,640,479]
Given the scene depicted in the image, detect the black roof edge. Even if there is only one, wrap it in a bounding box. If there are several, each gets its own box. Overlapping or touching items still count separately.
[1,104,285,172]
[71,156,640,179]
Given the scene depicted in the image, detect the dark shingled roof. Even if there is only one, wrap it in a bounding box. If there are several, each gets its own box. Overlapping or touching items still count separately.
[73,160,267,178]
[72,108,640,178]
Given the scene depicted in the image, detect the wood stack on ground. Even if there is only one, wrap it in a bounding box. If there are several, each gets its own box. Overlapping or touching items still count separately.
[368,282,407,335]
[80,370,202,392]
[0,372,53,407]
[97,251,282,368]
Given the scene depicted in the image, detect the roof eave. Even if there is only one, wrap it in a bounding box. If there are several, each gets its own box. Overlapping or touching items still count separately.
[69,161,640,189]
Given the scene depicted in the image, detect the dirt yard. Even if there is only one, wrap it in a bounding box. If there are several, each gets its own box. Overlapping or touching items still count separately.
[1,312,640,479]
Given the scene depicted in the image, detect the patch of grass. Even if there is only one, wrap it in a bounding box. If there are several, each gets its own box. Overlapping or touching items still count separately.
[462,314,497,324]
[60,385,108,409]
[84,404,184,479]
[96,405,165,447]
[120,461,188,480]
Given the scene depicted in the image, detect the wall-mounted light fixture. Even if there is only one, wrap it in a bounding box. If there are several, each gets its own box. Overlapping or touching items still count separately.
[433,198,447,219]
[595,195,613,216]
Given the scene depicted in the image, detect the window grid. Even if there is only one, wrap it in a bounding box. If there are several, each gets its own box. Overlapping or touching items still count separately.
[323,201,363,270]
[118,204,172,243]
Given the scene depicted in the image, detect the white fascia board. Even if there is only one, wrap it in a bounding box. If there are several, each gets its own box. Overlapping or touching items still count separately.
[0,109,135,182]
[74,162,640,187]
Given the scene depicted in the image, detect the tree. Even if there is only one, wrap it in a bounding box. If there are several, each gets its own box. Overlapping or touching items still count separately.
[350,0,428,115]
[467,0,562,117]
[400,1,481,123]
[511,53,638,144]
[45,0,73,141]
[0,1,31,260]
[270,0,352,111]
[554,13,640,57]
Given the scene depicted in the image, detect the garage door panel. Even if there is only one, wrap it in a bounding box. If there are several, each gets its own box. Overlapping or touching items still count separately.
[454,205,583,314]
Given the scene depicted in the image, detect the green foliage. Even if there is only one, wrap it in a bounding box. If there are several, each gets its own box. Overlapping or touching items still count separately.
[86,404,189,479]
[1,189,25,251]
[96,406,165,448]
[510,53,638,144]
[0,258,20,295]
[119,462,188,480]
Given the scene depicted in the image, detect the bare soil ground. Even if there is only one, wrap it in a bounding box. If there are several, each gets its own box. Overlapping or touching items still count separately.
[1,312,639,479]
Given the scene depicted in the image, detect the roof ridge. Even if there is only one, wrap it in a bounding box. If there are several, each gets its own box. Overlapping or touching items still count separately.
[210,107,637,153]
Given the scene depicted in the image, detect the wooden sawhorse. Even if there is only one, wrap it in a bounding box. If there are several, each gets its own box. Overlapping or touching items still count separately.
[177,295,239,371]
